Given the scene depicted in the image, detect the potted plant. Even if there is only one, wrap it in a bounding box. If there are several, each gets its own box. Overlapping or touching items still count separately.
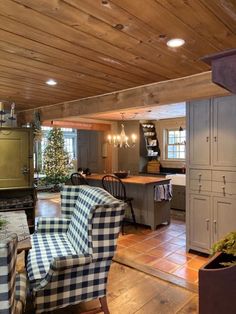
[199,232,236,314]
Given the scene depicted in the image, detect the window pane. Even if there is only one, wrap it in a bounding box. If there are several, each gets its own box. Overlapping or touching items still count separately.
[168,152,174,158]
[169,136,175,144]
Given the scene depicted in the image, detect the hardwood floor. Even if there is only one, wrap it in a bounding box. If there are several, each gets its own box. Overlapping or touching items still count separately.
[32,192,198,314]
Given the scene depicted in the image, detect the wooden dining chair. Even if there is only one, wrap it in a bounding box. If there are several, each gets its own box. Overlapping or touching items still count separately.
[102,174,137,234]
[70,172,89,185]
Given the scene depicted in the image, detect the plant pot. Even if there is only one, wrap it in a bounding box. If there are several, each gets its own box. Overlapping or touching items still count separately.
[199,252,236,314]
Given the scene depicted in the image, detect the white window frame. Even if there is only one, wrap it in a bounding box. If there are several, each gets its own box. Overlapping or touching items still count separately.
[164,128,186,161]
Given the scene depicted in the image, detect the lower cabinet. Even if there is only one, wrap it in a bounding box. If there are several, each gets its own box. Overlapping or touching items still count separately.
[188,193,236,253]
[189,194,211,252]
[212,197,236,243]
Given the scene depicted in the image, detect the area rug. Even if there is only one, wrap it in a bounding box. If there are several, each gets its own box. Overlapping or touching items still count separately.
[113,220,209,293]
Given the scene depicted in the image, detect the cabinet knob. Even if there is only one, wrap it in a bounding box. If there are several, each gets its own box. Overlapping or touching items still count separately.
[222,186,226,196]
[214,136,217,142]
[206,136,209,142]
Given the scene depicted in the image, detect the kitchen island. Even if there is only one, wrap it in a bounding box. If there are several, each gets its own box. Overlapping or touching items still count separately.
[86,174,171,230]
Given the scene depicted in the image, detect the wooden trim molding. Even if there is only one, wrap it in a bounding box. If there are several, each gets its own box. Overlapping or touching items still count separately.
[17,71,229,124]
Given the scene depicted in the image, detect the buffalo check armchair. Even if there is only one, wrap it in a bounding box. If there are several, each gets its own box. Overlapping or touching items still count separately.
[26,186,125,313]
[0,234,27,314]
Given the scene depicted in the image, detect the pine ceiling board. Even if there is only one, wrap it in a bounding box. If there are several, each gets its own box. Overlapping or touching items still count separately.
[66,0,208,73]
[0,16,167,83]
[0,84,70,102]
[13,0,205,76]
[0,30,156,87]
[0,50,124,93]
[112,0,219,57]
[160,0,236,51]
[0,88,66,108]
[0,76,86,100]
[0,38,139,89]
[0,70,96,98]
[0,41,128,90]
[2,1,176,79]
[0,63,104,96]
[199,0,236,34]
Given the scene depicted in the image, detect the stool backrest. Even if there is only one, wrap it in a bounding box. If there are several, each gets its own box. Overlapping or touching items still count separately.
[70,173,89,185]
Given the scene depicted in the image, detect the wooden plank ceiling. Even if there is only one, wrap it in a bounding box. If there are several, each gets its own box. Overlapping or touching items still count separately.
[0,0,236,112]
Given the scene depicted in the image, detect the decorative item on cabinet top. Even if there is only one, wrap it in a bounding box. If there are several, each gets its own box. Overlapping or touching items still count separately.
[0,101,17,127]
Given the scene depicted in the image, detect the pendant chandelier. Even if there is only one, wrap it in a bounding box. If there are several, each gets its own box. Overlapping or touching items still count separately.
[107,113,137,148]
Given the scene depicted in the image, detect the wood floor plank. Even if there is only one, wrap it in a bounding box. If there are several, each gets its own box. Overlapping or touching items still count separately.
[135,284,195,314]
[108,272,169,314]
[176,295,198,314]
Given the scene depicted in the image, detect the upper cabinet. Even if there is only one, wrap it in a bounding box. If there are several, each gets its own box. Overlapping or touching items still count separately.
[212,96,236,168]
[188,95,236,170]
[189,99,211,167]
[0,128,33,188]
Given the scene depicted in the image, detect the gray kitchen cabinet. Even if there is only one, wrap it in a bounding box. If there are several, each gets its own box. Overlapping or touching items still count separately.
[189,98,211,168]
[212,197,236,243]
[187,95,236,253]
[212,95,236,168]
[189,194,211,252]
[170,185,185,211]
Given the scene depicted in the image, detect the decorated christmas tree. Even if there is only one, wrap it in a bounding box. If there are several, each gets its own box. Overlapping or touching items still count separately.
[43,127,70,188]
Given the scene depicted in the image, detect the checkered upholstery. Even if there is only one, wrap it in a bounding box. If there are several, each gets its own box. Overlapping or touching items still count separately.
[27,186,125,313]
[36,217,71,233]
[61,185,81,218]
[0,234,27,314]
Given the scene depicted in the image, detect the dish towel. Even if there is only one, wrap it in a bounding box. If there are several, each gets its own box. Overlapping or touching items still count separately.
[154,183,172,202]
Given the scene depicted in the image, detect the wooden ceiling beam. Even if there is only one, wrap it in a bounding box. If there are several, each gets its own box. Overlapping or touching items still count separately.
[18,71,230,124]
[43,120,111,132]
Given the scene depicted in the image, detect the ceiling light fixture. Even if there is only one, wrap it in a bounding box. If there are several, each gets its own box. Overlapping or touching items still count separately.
[107,113,137,148]
[46,79,57,86]
[167,38,185,48]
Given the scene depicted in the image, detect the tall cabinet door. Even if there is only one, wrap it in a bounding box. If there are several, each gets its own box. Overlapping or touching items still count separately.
[0,129,32,188]
[189,194,211,251]
[213,95,236,168]
[189,99,211,167]
[213,197,236,243]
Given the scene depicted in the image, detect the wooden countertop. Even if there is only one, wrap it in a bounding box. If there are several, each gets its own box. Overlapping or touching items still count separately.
[86,174,170,185]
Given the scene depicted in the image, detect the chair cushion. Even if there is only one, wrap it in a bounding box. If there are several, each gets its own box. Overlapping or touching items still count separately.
[67,186,119,254]
[27,233,76,282]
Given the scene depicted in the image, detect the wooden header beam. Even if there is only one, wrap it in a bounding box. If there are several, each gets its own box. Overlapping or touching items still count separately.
[18,71,229,124]
[42,120,111,131]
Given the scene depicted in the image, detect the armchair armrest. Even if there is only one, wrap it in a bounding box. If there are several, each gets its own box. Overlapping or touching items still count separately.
[51,254,92,270]
[33,254,92,291]
[36,217,70,233]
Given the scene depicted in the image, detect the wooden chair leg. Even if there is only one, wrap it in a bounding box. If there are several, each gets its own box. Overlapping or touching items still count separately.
[128,201,137,228]
[99,296,110,314]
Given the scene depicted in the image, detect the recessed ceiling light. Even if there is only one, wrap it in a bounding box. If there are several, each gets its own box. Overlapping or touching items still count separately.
[46,79,57,86]
[166,38,185,48]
